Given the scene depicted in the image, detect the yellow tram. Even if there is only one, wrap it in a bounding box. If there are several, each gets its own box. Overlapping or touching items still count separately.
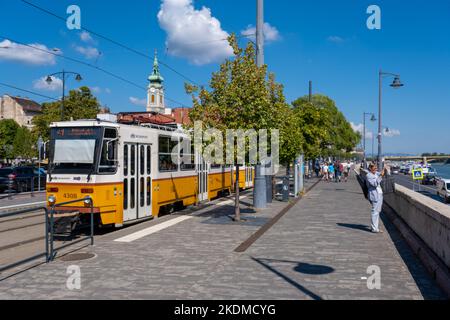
[46,120,254,228]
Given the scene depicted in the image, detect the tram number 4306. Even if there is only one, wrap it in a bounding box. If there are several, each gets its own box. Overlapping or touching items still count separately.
[63,193,78,199]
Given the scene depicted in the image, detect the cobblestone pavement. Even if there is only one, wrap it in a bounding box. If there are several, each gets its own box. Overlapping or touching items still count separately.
[0,176,445,300]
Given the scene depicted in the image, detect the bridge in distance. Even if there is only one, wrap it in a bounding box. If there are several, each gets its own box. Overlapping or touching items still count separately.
[385,155,450,164]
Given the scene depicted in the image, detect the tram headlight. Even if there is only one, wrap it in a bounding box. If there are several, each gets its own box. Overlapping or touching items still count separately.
[48,196,56,205]
[84,197,92,207]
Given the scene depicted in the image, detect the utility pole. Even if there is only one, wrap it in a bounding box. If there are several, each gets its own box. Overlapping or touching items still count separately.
[253,0,267,209]
[256,0,264,68]
[309,81,312,103]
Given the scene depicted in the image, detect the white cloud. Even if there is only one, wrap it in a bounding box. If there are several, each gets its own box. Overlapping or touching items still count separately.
[129,97,147,107]
[105,88,111,94]
[33,76,63,92]
[0,40,58,65]
[327,36,345,43]
[80,31,95,44]
[90,86,101,94]
[351,122,373,139]
[352,122,400,139]
[74,45,101,59]
[241,23,281,43]
[384,128,401,138]
[157,0,233,65]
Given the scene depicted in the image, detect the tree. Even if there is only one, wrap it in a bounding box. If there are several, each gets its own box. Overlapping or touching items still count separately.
[32,86,101,141]
[13,126,35,160]
[186,35,291,221]
[0,119,20,161]
[292,94,360,159]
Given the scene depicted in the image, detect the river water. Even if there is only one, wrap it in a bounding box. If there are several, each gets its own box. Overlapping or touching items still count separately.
[432,163,450,179]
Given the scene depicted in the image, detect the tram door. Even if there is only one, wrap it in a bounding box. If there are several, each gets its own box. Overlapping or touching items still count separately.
[123,144,152,222]
[197,156,209,202]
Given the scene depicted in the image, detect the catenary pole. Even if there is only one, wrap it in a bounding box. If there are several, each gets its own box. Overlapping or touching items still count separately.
[254,0,267,209]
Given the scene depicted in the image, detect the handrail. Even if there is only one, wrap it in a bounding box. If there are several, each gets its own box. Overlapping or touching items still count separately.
[49,196,94,261]
[0,197,95,278]
[0,206,49,275]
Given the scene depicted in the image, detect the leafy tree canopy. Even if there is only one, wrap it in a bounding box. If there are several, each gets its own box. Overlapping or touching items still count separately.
[32,86,101,141]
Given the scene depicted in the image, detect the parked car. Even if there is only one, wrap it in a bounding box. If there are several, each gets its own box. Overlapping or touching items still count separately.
[0,167,46,193]
[422,174,437,186]
[436,179,450,204]
[391,166,400,175]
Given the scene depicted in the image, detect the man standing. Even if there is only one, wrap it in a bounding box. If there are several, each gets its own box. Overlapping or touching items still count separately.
[366,164,387,233]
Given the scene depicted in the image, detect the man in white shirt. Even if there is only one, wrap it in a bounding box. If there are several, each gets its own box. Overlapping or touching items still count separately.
[366,164,388,233]
[322,164,329,182]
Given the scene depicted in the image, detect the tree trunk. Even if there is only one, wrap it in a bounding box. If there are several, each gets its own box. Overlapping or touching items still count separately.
[234,164,241,222]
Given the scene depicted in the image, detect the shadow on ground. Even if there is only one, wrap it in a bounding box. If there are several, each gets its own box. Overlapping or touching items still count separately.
[251,257,335,300]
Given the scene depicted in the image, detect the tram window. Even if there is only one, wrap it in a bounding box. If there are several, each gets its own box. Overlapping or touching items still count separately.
[158,135,178,172]
[123,179,128,210]
[147,146,151,174]
[130,178,135,209]
[124,145,128,176]
[99,128,118,174]
[131,146,135,176]
[180,138,195,171]
[140,145,145,175]
[140,177,144,207]
[211,164,221,169]
[146,177,151,206]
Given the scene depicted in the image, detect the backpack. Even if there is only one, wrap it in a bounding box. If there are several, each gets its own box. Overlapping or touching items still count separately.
[357,174,369,200]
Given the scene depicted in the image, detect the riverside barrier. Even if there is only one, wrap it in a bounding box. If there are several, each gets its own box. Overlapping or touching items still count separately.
[356,169,450,297]
[384,184,450,269]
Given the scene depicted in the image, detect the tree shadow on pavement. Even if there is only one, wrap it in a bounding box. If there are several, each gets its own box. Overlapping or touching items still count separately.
[251,257,335,300]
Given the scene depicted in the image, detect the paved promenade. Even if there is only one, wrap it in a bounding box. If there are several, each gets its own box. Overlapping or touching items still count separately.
[0,175,445,300]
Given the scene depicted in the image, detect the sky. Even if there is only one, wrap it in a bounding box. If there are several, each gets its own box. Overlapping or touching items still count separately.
[1,0,449,155]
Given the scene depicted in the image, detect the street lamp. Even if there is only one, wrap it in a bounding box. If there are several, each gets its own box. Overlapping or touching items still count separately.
[363,112,377,169]
[378,70,404,171]
[46,70,83,121]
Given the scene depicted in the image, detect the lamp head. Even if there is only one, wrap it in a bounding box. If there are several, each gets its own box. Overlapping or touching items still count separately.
[45,76,53,85]
[390,76,404,89]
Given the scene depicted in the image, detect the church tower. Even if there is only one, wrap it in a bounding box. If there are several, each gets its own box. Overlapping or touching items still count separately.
[147,50,165,113]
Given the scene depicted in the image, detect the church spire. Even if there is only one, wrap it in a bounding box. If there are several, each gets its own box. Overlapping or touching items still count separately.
[148,49,164,85]
[147,49,165,114]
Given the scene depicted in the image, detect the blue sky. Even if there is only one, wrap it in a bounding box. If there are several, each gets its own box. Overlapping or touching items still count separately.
[1,0,449,154]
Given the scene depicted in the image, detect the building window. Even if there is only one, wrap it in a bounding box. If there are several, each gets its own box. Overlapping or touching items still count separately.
[160,96,163,104]
[151,95,155,103]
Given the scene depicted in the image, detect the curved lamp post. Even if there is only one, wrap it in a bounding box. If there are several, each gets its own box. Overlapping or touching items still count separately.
[378,70,404,171]
[46,71,82,121]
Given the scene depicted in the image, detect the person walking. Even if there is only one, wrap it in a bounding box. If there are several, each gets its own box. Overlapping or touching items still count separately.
[366,164,388,233]
[322,163,329,182]
[343,161,351,182]
[314,161,320,178]
[328,163,335,182]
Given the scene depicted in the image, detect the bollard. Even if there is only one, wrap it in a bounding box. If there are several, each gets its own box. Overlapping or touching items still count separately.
[282,176,289,202]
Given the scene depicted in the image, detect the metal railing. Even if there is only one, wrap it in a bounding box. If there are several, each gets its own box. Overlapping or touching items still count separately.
[0,206,49,274]
[49,197,94,261]
[3,176,46,200]
[0,197,94,276]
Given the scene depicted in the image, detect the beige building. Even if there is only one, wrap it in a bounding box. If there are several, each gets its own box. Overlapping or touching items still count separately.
[0,95,42,128]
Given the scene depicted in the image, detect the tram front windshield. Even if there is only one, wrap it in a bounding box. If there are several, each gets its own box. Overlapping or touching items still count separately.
[49,127,102,174]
